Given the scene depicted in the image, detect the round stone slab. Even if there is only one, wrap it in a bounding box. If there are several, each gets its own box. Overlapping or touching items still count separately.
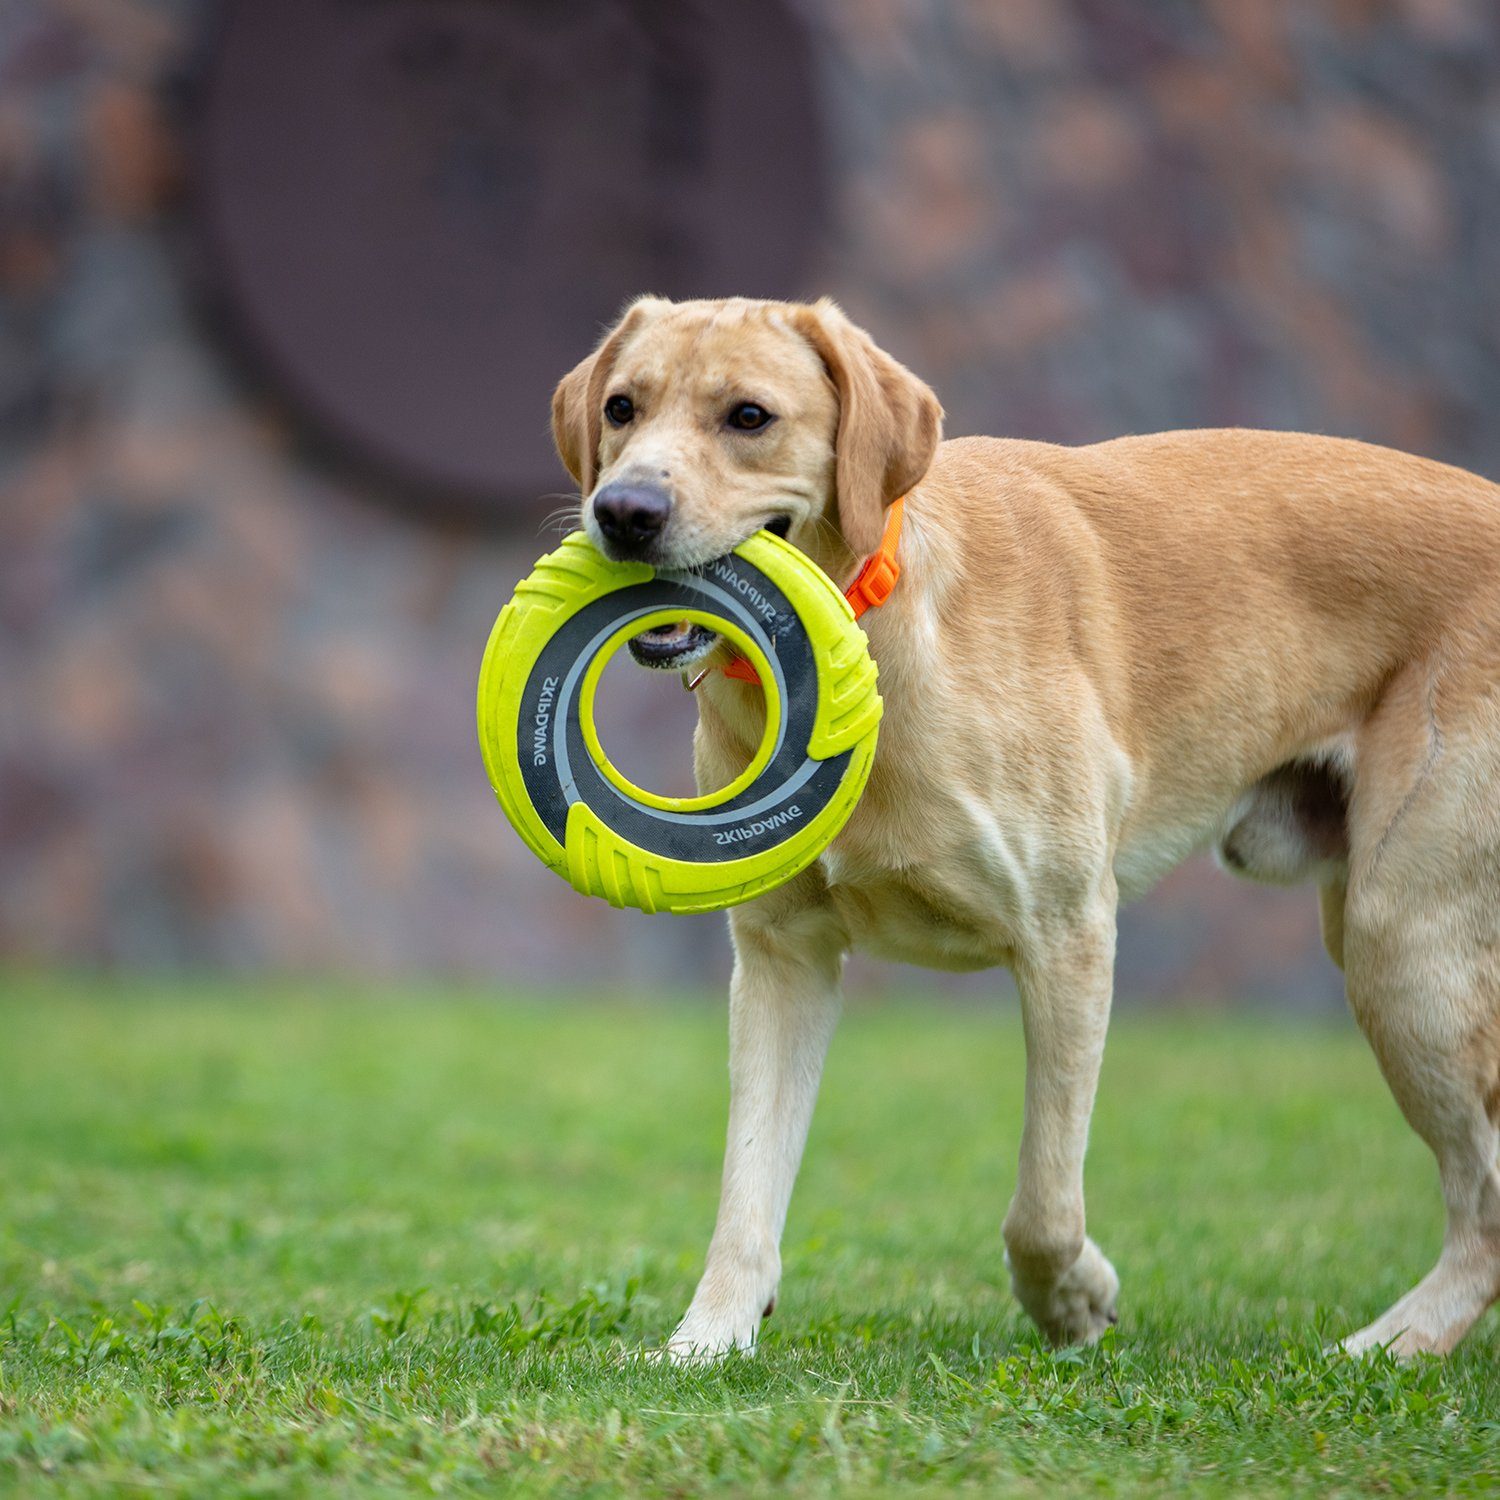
[193,0,828,513]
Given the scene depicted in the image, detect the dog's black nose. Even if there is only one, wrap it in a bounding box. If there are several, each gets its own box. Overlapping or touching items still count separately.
[592,483,671,558]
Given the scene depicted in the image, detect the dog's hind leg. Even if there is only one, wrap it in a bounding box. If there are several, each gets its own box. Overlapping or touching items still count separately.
[1340,653,1500,1356]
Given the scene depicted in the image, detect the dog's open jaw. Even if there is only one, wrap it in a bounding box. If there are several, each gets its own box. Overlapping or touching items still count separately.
[624,514,793,670]
[627,619,720,670]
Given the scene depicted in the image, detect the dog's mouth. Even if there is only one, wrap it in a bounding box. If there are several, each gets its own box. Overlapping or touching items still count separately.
[627,619,721,670]
[625,515,791,670]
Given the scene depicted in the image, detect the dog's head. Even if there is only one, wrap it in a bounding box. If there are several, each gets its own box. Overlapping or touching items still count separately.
[552,296,942,669]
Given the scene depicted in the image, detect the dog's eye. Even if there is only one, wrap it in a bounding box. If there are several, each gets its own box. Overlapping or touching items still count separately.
[604,395,634,427]
[726,402,774,432]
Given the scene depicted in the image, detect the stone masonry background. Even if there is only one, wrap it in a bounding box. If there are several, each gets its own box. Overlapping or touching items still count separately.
[4,0,1500,1005]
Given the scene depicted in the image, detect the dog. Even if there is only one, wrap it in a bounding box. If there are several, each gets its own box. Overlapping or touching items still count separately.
[551,294,1500,1360]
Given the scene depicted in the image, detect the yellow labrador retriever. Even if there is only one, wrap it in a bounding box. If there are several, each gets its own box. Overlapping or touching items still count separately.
[552,295,1500,1360]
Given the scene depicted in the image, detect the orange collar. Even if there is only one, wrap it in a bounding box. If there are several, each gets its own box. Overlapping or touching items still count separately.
[714,497,905,687]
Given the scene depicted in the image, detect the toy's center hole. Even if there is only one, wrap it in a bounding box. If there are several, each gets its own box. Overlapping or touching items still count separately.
[592,647,765,799]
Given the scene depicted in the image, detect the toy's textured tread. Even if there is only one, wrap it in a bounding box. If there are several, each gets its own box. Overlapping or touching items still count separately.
[815,629,883,751]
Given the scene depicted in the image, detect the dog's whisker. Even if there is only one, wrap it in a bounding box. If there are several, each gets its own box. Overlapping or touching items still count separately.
[538,502,584,537]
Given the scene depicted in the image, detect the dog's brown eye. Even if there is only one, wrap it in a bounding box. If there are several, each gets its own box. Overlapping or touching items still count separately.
[727,402,774,432]
[604,395,634,427]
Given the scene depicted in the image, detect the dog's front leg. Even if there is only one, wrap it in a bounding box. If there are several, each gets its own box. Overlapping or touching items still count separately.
[1003,891,1121,1345]
[666,897,846,1362]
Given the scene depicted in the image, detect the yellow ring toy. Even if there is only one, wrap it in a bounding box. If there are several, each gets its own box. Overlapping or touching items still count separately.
[476,529,882,913]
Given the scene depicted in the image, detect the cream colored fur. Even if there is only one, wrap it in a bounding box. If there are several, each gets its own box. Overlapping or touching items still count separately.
[554,295,1500,1361]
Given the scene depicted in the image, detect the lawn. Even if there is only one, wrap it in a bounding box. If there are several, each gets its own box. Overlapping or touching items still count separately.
[0,976,1496,1496]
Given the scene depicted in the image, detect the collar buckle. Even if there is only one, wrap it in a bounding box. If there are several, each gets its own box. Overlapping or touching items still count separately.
[844,547,900,621]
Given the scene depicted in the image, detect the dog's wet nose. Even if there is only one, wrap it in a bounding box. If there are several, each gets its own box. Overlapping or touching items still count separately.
[592,483,671,558]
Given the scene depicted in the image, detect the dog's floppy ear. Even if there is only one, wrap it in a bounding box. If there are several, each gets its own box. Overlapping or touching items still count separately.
[792,298,943,555]
[551,296,671,493]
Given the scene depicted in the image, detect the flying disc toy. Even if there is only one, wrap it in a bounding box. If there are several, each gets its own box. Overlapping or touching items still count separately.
[476,527,885,914]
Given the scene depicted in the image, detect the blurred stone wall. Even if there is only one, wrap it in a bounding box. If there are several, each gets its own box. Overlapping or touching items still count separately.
[3,0,1499,1003]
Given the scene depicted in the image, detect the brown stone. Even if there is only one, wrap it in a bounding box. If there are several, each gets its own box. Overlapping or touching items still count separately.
[981,266,1090,358]
[83,81,180,221]
[1032,88,1147,195]
[959,0,1081,72]
[1310,103,1451,256]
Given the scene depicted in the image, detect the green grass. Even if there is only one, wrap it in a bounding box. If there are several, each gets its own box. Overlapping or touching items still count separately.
[0,976,1496,1496]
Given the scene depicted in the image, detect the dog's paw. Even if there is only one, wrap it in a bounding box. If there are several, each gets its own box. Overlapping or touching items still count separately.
[659,1313,760,1365]
[651,1291,778,1365]
[1339,1317,1438,1360]
[1009,1237,1120,1347]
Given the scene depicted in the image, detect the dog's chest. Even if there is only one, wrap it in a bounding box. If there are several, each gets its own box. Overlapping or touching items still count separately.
[818,797,1025,971]
[822,869,1014,971]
